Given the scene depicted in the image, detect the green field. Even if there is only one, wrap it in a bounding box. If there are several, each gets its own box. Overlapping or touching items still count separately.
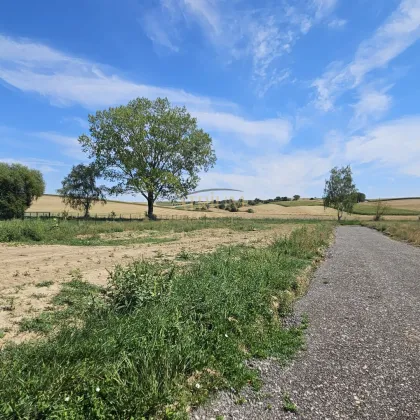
[352,203,420,216]
[0,223,333,419]
[276,200,323,207]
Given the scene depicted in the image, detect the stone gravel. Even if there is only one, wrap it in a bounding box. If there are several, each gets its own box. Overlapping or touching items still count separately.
[193,226,420,420]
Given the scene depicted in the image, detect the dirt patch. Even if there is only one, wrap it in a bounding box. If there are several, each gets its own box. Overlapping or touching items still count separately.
[0,225,296,345]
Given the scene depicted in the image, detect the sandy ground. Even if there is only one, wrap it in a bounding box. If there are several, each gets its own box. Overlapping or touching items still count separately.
[0,224,296,345]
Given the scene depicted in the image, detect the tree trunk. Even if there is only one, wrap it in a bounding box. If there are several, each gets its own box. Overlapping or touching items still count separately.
[337,209,342,221]
[84,201,90,219]
[147,191,154,219]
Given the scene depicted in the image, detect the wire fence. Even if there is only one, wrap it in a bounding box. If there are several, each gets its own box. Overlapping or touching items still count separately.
[23,211,223,222]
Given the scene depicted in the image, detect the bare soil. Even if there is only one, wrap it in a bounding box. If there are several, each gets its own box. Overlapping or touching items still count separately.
[0,225,296,345]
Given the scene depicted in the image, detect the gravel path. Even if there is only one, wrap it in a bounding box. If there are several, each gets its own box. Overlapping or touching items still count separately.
[194,226,420,420]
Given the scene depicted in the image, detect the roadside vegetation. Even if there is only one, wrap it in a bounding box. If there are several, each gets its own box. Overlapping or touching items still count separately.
[362,221,420,246]
[0,223,333,419]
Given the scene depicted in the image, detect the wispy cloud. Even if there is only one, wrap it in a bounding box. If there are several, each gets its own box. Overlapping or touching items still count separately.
[350,86,393,129]
[0,34,292,149]
[345,116,420,176]
[35,132,86,160]
[328,18,347,29]
[0,157,68,173]
[0,34,233,110]
[313,0,420,111]
[141,0,338,95]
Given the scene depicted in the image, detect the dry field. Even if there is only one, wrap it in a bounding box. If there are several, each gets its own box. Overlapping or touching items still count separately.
[28,195,339,219]
[373,198,420,211]
[0,224,297,345]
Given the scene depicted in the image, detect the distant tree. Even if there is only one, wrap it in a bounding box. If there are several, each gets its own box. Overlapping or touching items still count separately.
[323,165,358,221]
[357,192,366,203]
[57,163,107,218]
[274,196,281,201]
[0,163,45,220]
[79,97,216,219]
[293,194,301,201]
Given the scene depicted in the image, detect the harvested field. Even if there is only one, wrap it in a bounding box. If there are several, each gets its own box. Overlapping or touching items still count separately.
[0,224,297,344]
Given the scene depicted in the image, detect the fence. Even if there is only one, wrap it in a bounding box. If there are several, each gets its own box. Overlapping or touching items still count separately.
[23,211,227,222]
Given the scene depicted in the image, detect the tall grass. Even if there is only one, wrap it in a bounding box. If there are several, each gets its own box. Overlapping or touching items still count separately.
[0,218,325,245]
[362,221,420,246]
[0,224,333,418]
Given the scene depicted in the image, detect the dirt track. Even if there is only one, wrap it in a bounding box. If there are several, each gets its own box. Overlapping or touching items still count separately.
[0,225,295,344]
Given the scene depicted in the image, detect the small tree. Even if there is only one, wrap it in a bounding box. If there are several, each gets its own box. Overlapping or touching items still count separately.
[373,199,389,221]
[323,166,358,221]
[57,163,107,218]
[0,163,45,219]
[79,97,216,219]
[293,194,301,201]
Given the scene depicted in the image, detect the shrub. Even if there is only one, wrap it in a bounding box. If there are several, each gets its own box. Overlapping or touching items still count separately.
[247,209,254,213]
[218,203,226,210]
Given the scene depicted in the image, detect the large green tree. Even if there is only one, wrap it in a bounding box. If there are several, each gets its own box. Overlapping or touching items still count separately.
[79,97,216,218]
[0,163,45,219]
[323,165,358,221]
[57,163,107,218]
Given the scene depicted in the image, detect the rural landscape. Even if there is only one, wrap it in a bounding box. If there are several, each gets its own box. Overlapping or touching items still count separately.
[1,96,420,419]
[1,1,420,418]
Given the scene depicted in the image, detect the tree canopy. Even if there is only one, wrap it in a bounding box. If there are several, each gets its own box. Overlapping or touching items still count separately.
[57,163,107,218]
[0,163,45,219]
[323,165,358,220]
[79,97,216,218]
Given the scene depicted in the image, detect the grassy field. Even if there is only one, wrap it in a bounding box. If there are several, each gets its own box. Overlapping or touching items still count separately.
[362,221,420,246]
[0,223,333,419]
[276,200,323,207]
[353,200,420,216]
[0,218,323,245]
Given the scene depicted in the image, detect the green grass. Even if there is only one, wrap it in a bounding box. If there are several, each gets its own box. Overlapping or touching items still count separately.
[352,203,420,216]
[35,280,55,288]
[0,223,333,419]
[275,200,323,207]
[0,217,329,245]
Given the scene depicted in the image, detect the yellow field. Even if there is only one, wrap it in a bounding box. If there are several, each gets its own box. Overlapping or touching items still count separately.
[376,199,420,210]
[28,195,420,220]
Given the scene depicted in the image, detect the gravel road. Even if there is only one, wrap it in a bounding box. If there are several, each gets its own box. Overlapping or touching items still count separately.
[194,226,420,420]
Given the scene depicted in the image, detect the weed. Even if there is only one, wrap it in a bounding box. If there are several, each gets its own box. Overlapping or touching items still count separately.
[30,293,47,300]
[283,394,298,413]
[36,280,54,288]
[177,248,191,260]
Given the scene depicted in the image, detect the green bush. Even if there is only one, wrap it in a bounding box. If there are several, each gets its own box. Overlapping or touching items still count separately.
[247,208,255,213]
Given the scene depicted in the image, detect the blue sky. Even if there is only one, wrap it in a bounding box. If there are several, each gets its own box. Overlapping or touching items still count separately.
[1,0,419,200]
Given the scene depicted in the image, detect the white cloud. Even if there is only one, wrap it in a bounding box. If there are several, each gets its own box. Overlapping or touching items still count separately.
[142,1,338,95]
[198,150,333,198]
[345,116,420,176]
[351,87,392,128]
[0,34,233,110]
[35,132,86,160]
[0,157,68,173]
[193,111,292,146]
[313,0,420,110]
[0,35,293,150]
[328,18,347,29]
